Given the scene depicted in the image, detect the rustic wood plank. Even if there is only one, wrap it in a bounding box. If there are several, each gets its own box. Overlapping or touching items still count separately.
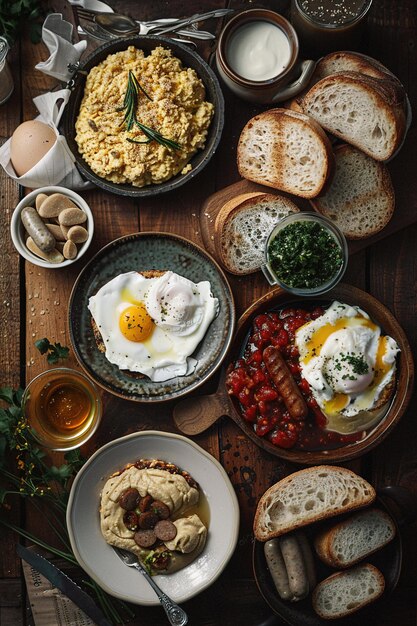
[0,35,25,581]
[1,0,416,624]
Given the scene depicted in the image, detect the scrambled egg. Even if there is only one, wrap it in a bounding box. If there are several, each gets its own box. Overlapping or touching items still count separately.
[75,46,214,187]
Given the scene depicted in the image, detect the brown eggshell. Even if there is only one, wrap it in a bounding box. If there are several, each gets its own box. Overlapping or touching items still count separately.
[10,121,56,176]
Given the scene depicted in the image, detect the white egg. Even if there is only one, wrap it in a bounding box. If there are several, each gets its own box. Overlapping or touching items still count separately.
[295,301,400,433]
[88,271,219,382]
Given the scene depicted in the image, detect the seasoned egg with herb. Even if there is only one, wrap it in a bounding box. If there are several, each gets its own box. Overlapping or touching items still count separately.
[88,271,219,382]
[295,301,400,433]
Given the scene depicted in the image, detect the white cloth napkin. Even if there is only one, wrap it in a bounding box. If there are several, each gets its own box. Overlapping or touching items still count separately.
[0,90,91,190]
[35,13,87,82]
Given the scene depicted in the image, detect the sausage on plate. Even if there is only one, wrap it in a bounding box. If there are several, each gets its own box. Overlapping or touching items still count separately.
[263,346,308,419]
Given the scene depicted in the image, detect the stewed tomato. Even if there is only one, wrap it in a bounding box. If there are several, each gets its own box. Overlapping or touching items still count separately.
[226,306,366,451]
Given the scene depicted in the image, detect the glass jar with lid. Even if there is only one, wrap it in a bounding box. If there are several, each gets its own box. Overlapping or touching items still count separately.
[290,0,373,57]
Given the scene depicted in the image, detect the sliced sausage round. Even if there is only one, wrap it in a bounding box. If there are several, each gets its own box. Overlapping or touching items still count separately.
[154,520,177,542]
[138,511,159,530]
[138,495,153,513]
[123,510,139,531]
[118,488,140,511]
[152,500,170,520]
[134,529,157,548]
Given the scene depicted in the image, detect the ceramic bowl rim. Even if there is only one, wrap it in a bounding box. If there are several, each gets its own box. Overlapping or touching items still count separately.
[10,185,94,268]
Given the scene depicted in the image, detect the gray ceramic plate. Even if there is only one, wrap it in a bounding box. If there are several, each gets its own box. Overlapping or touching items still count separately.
[68,232,235,402]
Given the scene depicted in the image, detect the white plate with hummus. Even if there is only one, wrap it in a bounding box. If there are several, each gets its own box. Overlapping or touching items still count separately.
[66,431,240,605]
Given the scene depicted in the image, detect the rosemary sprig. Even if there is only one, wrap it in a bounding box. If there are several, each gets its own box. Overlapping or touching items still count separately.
[118,70,181,151]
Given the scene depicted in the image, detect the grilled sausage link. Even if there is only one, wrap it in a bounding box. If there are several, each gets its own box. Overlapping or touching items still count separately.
[263,346,308,419]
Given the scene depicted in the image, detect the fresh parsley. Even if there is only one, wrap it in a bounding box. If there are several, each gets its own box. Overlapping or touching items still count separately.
[35,337,69,364]
[0,0,47,44]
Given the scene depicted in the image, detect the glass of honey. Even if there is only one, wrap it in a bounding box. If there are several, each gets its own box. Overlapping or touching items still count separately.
[23,368,102,450]
[291,0,373,57]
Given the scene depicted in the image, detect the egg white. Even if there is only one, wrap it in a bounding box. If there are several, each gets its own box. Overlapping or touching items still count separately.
[295,301,400,433]
[88,271,219,382]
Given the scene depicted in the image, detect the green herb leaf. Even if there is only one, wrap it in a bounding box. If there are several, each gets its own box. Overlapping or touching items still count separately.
[35,338,69,364]
[46,464,74,482]
[118,70,180,151]
[34,337,50,354]
[0,0,47,45]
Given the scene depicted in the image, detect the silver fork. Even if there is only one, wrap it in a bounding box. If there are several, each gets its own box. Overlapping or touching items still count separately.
[112,547,188,626]
[77,24,198,49]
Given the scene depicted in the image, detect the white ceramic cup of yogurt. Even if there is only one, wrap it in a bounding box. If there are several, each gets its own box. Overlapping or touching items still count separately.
[216,9,316,104]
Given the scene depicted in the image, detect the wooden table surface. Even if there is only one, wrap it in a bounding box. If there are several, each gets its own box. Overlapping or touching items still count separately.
[1,0,416,624]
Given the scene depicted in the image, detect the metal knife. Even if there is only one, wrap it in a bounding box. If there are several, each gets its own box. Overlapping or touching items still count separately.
[17,544,112,626]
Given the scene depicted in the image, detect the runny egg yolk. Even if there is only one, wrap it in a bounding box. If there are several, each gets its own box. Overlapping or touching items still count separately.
[119,304,154,342]
[374,335,392,383]
[324,393,350,415]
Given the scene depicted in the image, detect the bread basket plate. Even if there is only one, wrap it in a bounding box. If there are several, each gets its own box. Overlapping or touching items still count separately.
[62,36,224,197]
[252,490,403,626]
[66,430,240,605]
[68,232,235,402]
[224,283,413,464]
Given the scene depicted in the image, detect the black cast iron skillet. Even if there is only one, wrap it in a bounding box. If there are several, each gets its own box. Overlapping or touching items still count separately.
[62,36,224,197]
[253,485,417,626]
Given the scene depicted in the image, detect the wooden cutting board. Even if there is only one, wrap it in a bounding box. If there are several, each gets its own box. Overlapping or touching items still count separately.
[200,178,417,274]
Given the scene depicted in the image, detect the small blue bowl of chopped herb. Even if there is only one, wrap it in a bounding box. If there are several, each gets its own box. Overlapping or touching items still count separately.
[262,212,348,296]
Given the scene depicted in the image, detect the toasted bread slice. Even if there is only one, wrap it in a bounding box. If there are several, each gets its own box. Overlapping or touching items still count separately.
[312,564,385,619]
[237,108,334,198]
[302,71,406,161]
[315,51,397,82]
[314,507,396,569]
[311,144,395,239]
[91,270,165,378]
[253,466,375,542]
[214,192,300,275]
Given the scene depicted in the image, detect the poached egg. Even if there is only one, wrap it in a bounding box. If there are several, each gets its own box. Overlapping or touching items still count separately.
[295,301,399,433]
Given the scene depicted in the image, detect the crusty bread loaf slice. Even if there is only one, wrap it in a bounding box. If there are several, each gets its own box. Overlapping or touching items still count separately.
[237,108,334,198]
[310,144,395,239]
[312,563,385,619]
[315,51,397,82]
[214,192,300,275]
[285,52,402,124]
[302,71,406,161]
[314,507,396,569]
[253,466,375,542]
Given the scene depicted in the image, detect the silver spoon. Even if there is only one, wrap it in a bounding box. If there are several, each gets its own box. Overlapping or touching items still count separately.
[93,8,232,37]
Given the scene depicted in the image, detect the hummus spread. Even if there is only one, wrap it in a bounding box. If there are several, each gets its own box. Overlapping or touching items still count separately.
[75,46,214,187]
[100,464,207,574]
